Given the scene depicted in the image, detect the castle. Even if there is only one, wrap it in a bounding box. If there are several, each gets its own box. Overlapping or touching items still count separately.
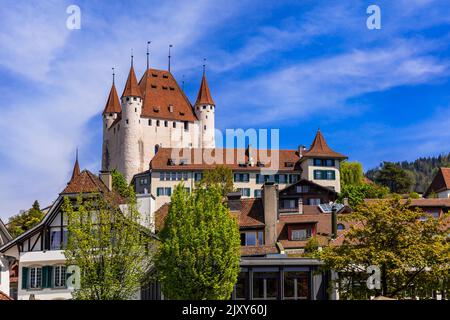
[101,60,216,182]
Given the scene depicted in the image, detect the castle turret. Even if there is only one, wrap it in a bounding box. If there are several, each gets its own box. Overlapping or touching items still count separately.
[120,63,144,182]
[101,74,121,171]
[194,67,215,148]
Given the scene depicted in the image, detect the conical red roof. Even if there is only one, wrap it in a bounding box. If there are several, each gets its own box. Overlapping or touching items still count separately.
[304,129,347,159]
[70,156,80,182]
[122,66,142,98]
[102,83,121,115]
[195,73,215,106]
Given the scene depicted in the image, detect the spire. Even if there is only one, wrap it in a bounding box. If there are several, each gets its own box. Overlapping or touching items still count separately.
[70,149,80,182]
[121,65,142,98]
[146,41,151,70]
[103,69,121,114]
[304,129,347,159]
[195,64,215,106]
[168,44,173,72]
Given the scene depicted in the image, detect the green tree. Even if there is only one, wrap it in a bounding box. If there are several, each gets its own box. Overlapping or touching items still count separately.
[111,169,134,200]
[62,194,154,300]
[198,165,235,197]
[7,200,44,238]
[337,183,389,208]
[372,162,414,193]
[341,161,365,187]
[320,197,449,299]
[155,184,241,299]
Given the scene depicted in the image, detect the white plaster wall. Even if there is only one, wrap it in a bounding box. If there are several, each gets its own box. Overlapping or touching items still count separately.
[0,256,10,296]
[301,159,342,193]
[194,104,215,148]
[136,194,156,232]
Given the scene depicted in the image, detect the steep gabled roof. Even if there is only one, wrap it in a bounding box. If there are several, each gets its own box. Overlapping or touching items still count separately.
[122,66,142,98]
[102,83,121,115]
[70,155,80,182]
[0,290,12,300]
[62,170,110,195]
[424,167,450,197]
[195,72,215,106]
[303,129,347,159]
[138,68,197,122]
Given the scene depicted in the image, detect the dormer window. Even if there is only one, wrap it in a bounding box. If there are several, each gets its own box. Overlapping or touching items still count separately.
[167,158,175,166]
[169,87,175,91]
[163,74,169,79]
[169,105,174,113]
[126,97,130,101]
[152,73,158,77]
[151,84,157,89]
[285,162,294,167]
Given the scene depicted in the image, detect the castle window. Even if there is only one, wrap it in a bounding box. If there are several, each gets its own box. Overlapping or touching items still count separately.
[148,119,152,126]
[109,113,113,117]
[126,97,130,101]
[164,121,168,127]
[157,120,160,126]
[173,122,176,128]
[206,115,208,119]
[133,97,137,101]
[163,74,169,79]
[135,108,137,112]
[203,106,206,110]
[169,105,173,113]
[204,125,207,130]
[151,84,157,89]
[184,121,189,131]
[126,119,129,124]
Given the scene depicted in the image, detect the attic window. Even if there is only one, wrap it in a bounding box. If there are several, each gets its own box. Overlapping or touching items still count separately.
[169,87,175,91]
[285,162,294,167]
[151,84,157,89]
[167,158,175,166]
[238,163,247,167]
[152,73,158,77]
[162,86,168,90]
[168,105,174,113]
[179,112,185,116]
[153,106,160,112]
[256,161,265,167]
[163,74,169,79]
[179,159,187,165]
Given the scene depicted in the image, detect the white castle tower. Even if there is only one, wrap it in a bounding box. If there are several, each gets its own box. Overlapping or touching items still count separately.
[194,66,216,149]
[101,54,217,182]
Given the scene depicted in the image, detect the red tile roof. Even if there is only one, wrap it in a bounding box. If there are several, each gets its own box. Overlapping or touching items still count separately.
[195,73,215,106]
[424,167,450,197]
[241,245,278,256]
[150,148,301,172]
[232,198,265,228]
[364,198,450,208]
[122,66,142,98]
[61,170,110,195]
[303,129,347,159]
[70,157,80,183]
[0,290,12,300]
[102,83,121,115]
[138,69,197,122]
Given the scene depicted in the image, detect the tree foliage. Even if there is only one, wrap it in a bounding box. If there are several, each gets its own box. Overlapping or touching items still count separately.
[7,200,44,238]
[111,169,134,200]
[366,153,450,193]
[155,184,241,300]
[369,162,414,194]
[341,161,365,187]
[197,165,235,197]
[62,194,154,300]
[320,197,449,299]
[337,183,389,208]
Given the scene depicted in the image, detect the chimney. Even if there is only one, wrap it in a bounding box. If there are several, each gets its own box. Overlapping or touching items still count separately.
[262,183,278,246]
[331,204,337,239]
[298,198,303,214]
[227,192,242,211]
[298,145,306,157]
[246,144,255,166]
[99,171,112,191]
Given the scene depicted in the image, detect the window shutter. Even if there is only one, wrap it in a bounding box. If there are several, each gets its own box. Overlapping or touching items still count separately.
[42,266,52,288]
[21,267,29,290]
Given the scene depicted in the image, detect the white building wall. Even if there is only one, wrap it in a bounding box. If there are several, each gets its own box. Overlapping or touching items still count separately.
[301,159,342,193]
[0,256,10,296]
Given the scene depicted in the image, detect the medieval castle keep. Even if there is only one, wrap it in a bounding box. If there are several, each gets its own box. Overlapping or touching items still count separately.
[101,61,216,182]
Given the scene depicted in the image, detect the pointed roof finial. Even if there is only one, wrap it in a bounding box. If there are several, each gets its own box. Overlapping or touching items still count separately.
[147,41,151,70]
[131,48,134,67]
[168,44,173,72]
[203,58,206,75]
[112,67,115,84]
[182,74,185,92]
[195,66,215,106]
[70,148,80,182]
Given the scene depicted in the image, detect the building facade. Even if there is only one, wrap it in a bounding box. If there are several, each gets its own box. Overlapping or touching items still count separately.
[424,167,450,198]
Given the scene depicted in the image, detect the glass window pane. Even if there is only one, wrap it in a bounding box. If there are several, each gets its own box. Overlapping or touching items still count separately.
[235,272,248,300]
[246,233,256,246]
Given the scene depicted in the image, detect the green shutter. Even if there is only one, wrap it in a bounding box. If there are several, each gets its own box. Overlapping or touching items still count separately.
[42,266,53,288]
[21,267,29,290]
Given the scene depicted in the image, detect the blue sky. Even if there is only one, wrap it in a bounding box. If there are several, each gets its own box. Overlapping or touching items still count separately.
[0,0,450,219]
